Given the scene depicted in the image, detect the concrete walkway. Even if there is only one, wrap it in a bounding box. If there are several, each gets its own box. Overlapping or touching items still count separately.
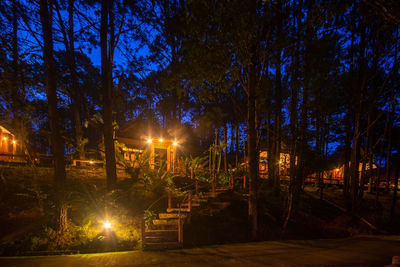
[1,235,399,266]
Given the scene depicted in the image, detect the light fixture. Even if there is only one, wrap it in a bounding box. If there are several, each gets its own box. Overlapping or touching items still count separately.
[173,141,178,146]
[159,138,163,142]
[89,160,94,164]
[336,168,339,171]
[2,137,6,141]
[103,221,111,229]
[147,138,152,144]
[12,140,16,144]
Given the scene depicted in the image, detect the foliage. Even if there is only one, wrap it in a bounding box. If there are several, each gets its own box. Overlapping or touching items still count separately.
[143,209,156,228]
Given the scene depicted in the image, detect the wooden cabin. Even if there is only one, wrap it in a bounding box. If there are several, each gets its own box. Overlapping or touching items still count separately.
[258,142,293,178]
[305,150,378,185]
[116,119,178,171]
[0,125,25,162]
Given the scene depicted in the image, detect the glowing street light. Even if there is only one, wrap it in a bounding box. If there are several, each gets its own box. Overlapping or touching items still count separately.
[173,141,178,146]
[89,160,94,165]
[12,140,16,144]
[147,138,152,144]
[159,138,164,142]
[2,137,6,141]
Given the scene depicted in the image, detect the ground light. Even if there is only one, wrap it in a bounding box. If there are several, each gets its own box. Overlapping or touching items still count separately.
[103,221,111,229]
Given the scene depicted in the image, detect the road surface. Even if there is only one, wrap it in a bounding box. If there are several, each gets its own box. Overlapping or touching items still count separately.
[1,235,399,266]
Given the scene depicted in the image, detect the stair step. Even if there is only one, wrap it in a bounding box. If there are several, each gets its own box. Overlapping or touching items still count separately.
[148,223,178,230]
[152,219,179,225]
[145,235,178,243]
[193,197,208,202]
[145,229,178,238]
[159,213,187,219]
[166,208,191,213]
[210,201,231,209]
[144,241,182,250]
[180,202,200,208]
[216,187,229,192]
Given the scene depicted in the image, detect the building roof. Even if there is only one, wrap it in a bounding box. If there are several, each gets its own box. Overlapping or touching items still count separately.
[0,125,14,136]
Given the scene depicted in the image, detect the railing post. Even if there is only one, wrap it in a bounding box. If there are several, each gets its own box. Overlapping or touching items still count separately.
[230,175,234,190]
[195,180,199,197]
[178,217,183,244]
[243,175,246,189]
[188,191,192,211]
[168,190,172,209]
[212,173,216,197]
[141,218,146,248]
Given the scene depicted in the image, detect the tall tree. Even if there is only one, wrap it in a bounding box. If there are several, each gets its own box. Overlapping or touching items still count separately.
[101,0,117,191]
[39,0,67,230]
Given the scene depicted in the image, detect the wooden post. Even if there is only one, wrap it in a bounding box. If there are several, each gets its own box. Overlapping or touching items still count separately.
[212,173,216,197]
[243,175,246,189]
[141,218,146,247]
[195,180,199,197]
[188,190,192,211]
[168,190,172,209]
[178,217,183,244]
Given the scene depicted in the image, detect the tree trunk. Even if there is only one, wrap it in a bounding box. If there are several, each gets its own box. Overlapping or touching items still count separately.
[68,0,85,160]
[101,0,117,191]
[247,63,258,240]
[235,122,239,168]
[39,0,67,231]
[223,125,228,173]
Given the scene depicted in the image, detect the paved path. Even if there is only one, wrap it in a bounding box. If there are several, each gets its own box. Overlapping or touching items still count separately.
[1,236,399,266]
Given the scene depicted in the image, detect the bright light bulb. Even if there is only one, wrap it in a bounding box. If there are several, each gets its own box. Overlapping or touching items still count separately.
[12,140,16,144]
[89,160,94,164]
[336,168,339,171]
[173,141,178,146]
[159,138,163,142]
[104,221,111,229]
[147,138,152,144]
[2,137,6,141]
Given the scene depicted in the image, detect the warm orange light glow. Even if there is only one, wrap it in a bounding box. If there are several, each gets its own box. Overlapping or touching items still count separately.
[2,137,6,141]
[103,221,111,229]
[147,138,152,144]
[173,141,178,146]
[279,160,282,164]
[12,140,16,144]
[89,160,94,164]
[159,138,163,142]
[336,168,340,171]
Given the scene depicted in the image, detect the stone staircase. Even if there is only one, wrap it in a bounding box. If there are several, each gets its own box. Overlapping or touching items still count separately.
[142,187,229,250]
